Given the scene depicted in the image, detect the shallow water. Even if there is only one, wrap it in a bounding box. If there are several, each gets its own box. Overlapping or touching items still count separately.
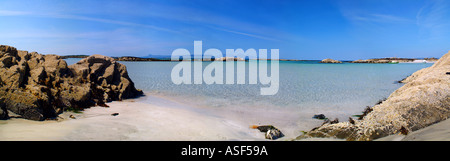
[65,58,432,137]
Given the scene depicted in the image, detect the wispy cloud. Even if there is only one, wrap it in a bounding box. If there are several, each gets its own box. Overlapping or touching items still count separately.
[0,9,181,34]
[343,13,414,24]
[416,0,450,40]
[0,10,29,16]
[143,6,283,42]
[209,26,280,42]
[0,28,128,39]
[0,7,282,42]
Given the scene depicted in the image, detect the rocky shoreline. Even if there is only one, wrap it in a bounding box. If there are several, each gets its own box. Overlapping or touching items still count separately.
[297,51,450,141]
[351,57,438,63]
[0,45,143,121]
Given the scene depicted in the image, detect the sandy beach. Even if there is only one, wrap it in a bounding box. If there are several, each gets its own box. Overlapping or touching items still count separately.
[0,95,275,141]
[2,93,448,141]
[1,93,327,141]
[376,118,450,141]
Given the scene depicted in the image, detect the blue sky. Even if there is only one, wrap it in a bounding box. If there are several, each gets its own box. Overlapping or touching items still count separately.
[0,0,449,60]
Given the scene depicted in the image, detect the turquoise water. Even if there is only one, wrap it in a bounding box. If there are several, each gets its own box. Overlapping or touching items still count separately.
[65,58,432,123]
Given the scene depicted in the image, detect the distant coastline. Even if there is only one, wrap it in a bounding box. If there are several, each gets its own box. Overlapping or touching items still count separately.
[60,54,440,63]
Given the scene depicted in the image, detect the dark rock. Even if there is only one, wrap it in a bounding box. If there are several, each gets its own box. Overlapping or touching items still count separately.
[98,103,110,108]
[349,117,355,125]
[265,128,284,140]
[251,125,284,140]
[399,126,409,135]
[358,106,373,120]
[375,98,387,105]
[330,118,339,124]
[446,72,450,75]
[313,114,326,120]
[0,101,9,120]
[111,113,119,116]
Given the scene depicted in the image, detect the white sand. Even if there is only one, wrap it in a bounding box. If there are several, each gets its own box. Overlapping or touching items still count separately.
[376,118,450,141]
[401,60,436,63]
[0,96,275,141]
[3,94,447,141]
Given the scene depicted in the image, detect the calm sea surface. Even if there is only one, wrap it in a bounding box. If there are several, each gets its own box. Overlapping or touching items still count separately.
[65,58,432,123]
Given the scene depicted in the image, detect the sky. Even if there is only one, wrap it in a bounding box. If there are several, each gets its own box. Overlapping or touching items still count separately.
[0,0,449,60]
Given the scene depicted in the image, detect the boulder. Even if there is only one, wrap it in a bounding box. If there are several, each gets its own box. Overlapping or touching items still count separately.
[0,99,9,120]
[251,125,285,140]
[69,55,143,102]
[319,58,342,63]
[313,114,326,120]
[0,45,143,121]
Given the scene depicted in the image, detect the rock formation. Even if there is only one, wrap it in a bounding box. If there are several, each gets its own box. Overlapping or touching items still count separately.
[319,58,342,63]
[299,51,450,141]
[0,45,143,121]
[351,58,418,63]
[251,125,284,140]
[215,57,246,61]
[114,56,161,61]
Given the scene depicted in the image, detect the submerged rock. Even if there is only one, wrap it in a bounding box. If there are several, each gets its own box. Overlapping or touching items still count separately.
[0,45,143,121]
[299,51,450,141]
[313,114,326,120]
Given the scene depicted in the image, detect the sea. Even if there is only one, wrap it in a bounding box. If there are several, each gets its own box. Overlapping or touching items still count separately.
[65,58,432,137]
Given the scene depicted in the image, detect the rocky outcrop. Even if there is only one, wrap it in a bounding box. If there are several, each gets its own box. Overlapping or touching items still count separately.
[251,125,285,140]
[114,56,161,61]
[0,45,143,121]
[215,57,245,61]
[351,58,415,63]
[351,59,390,63]
[319,58,342,63]
[60,55,89,59]
[299,51,450,141]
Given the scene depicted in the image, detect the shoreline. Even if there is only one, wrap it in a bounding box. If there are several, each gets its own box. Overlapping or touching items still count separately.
[1,61,444,141]
[0,96,266,141]
[1,45,447,141]
[1,92,329,141]
[298,51,450,141]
